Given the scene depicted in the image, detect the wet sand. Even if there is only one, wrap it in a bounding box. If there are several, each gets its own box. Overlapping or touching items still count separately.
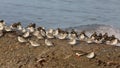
[0,32,120,68]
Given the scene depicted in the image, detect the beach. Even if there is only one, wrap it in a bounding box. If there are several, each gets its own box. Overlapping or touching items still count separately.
[0,32,120,68]
[0,0,120,68]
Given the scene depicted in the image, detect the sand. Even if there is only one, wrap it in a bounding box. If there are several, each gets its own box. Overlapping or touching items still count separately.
[0,32,120,68]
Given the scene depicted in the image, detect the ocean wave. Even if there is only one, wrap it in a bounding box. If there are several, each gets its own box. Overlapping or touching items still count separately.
[66,24,120,39]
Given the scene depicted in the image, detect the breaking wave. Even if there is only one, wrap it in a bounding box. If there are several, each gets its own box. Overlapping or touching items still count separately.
[66,24,120,40]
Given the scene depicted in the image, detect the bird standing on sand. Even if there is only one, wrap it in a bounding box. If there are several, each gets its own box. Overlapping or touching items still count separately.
[86,32,97,44]
[90,32,97,40]
[68,29,78,40]
[68,39,77,45]
[17,36,27,43]
[47,28,54,34]
[86,52,95,59]
[106,35,119,45]
[4,25,12,32]
[0,20,5,25]
[94,33,103,44]
[53,29,59,37]
[0,20,5,31]
[29,40,40,47]
[37,27,46,37]
[33,29,44,39]
[78,31,88,41]
[17,22,23,31]
[45,39,54,47]
[46,31,54,39]
[57,31,68,40]
[23,31,30,38]
[27,23,36,33]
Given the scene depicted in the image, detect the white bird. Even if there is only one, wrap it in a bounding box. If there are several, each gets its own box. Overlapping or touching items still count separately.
[33,30,40,37]
[0,20,5,25]
[68,33,77,40]
[17,25,23,31]
[86,52,95,59]
[37,27,46,36]
[27,27,35,33]
[53,29,59,36]
[106,39,119,45]
[46,32,54,39]
[94,40,102,44]
[86,38,94,44]
[29,40,40,47]
[4,26,12,32]
[33,30,44,39]
[40,29,46,37]
[0,22,4,31]
[23,31,30,38]
[21,28,27,33]
[79,34,85,40]
[79,33,88,41]
[47,28,53,34]
[57,32,68,40]
[17,36,27,43]
[110,39,119,45]
[45,39,54,47]
[68,39,77,45]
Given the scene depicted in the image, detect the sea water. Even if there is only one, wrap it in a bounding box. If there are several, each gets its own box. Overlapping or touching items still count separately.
[0,0,120,28]
[0,0,120,39]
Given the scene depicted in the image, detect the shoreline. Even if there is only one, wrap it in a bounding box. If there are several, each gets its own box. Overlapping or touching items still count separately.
[0,32,120,68]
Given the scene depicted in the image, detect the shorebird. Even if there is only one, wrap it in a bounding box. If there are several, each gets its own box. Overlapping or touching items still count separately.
[110,39,119,45]
[86,32,98,44]
[78,31,88,41]
[101,33,109,43]
[47,28,54,34]
[33,27,45,39]
[27,26,35,33]
[17,36,27,43]
[27,23,36,28]
[0,20,5,31]
[106,35,119,45]
[102,33,108,40]
[68,39,77,45]
[90,32,97,40]
[17,22,23,31]
[46,32,54,39]
[33,30,44,39]
[45,39,54,47]
[0,20,5,25]
[10,23,18,30]
[10,22,22,31]
[23,31,30,38]
[37,27,46,37]
[86,38,94,44]
[33,29,40,36]
[53,29,59,36]
[29,40,40,47]
[4,25,12,32]
[40,29,46,37]
[68,29,78,40]
[21,28,27,33]
[94,33,103,44]
[57,31,68,40]
[86,52,95,59]
[27,23,36,33]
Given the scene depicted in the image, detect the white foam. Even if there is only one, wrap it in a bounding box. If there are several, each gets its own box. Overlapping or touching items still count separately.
[66,24,120,46]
